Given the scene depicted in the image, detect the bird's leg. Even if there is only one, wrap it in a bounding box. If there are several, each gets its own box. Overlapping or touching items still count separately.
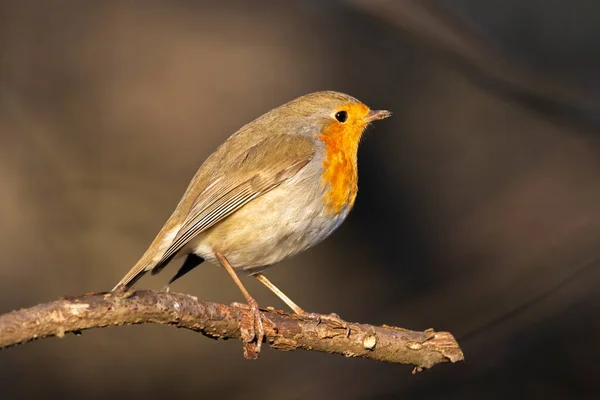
[253,273,305,314]
[215,252,265,353]
[253,272,350,336]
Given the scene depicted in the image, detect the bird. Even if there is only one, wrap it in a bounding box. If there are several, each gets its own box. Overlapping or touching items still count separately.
[113,90,391,351]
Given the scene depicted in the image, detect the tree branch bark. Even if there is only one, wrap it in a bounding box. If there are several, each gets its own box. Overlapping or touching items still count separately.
[0,290,463,371]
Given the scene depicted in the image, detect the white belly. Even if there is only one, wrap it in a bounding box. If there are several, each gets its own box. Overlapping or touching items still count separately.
[190,165,351,273]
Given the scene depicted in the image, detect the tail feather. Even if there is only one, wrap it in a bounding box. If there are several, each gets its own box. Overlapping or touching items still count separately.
[150,252,177,276]
[112,257,155,291]
[166,253,204,286]
[113,213,187,291]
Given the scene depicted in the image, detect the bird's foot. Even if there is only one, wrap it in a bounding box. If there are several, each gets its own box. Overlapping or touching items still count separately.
[235,299,267,359]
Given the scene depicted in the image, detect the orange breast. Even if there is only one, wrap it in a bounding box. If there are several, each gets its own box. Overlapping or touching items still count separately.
[318,105,368,215]
[319,139,358,214]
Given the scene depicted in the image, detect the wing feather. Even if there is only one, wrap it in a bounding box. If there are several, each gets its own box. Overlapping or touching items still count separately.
[151,135,315,273]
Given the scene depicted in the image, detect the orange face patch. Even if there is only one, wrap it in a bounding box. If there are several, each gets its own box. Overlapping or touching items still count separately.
[319,103,370,215]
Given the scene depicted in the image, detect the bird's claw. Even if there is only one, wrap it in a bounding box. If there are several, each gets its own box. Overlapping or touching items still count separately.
[239,299,267,359]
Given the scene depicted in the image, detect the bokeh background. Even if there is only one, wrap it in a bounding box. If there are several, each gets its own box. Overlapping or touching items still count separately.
[2,0,600,398]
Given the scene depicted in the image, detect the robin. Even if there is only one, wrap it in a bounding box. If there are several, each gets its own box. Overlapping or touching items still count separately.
[113,91,391,353]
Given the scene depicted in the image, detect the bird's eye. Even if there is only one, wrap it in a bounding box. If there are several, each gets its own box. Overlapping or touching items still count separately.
[334,111,348,123]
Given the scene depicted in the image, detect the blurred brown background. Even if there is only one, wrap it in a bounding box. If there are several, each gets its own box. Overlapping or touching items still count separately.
[2,0,600,398]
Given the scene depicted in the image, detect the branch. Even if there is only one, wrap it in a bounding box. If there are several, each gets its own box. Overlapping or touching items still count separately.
[0,290,463,371]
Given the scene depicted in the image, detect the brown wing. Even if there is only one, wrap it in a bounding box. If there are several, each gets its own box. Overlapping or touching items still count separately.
[151,134,315,273]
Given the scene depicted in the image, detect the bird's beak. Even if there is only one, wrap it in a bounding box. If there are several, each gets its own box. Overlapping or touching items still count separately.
[364,109,392,123]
